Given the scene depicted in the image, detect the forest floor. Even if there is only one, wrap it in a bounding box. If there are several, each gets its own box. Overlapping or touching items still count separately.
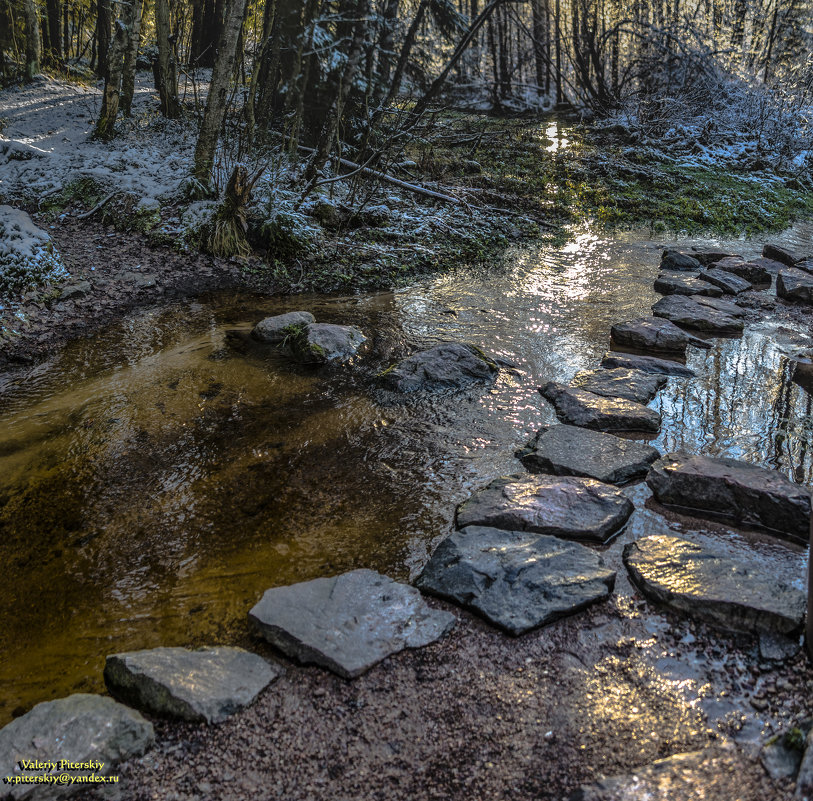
[1,73,812,367]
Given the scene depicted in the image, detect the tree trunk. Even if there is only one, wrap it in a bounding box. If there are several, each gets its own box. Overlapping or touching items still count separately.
[22,0,41,79]
[46,0,61,60]
[531,0,546,99]
[192,0,249,186]
[95,0,137,138]
[95,0,111,77]
[120,0,143,116]
[155,0,180,117]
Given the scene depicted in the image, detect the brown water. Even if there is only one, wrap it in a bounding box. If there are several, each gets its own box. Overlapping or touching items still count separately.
[0,224,811,721]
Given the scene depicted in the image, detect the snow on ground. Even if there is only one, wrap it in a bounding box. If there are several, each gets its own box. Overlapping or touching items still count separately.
[0,74,197,203]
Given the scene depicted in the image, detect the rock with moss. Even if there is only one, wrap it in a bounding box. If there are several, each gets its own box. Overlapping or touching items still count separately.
[285,322,367,364]
[252,311,315,343]
[380,343,498,392]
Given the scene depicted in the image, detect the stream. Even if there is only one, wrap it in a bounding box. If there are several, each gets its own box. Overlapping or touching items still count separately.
[0,222,811,723]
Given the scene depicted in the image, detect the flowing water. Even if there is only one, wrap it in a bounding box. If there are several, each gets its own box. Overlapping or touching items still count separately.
[0,223,811,722]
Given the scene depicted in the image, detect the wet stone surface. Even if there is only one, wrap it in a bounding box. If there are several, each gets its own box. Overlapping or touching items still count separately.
[691,294,745,317]
[653,273,723,297]
[570,367,666,404]
[712,258,773,285]
[698,268,751,295]
[251,311,315,343]
[660,250,703,271]
[455,473,634,543]
[623,534,806,635]
[651,294,744,335]
[646,452,811,543]
[0,694,154,800]
[517,424,660,485]
[104,646,280,724]
[540,381,662,433]
[777,268,813,305]
[379,342,498,392]
[248,570,455,679]
[600,351,695,376]
[286,322,367,364]
[610,316,710,353]
[416,526,616,635]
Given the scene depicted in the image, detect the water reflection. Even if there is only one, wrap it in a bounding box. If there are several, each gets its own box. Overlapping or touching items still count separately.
[0,222,811,719]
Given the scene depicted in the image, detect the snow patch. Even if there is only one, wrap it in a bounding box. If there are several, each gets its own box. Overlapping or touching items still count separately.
[0,205,67,295]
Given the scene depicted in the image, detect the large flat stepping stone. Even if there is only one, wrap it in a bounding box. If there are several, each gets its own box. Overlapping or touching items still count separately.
[660,249,703,271]
[647,452,811,542]
[417,526,616,635]
[623,534,806,634]
[540,381,661,433]
[610,316,710,353]
[251,311,315,343]
[380,342,497,392]
[456,473,633,543]
[517,424,660,484]
[0,694,153,800]
[104,647,279,724]
[571,367,666,403]
[698,268,751,294]
[248,569,455,678]
[653,274,722,297]
[601,351,695,377]
[777,268,813,304]
[712,257,772,284]
[570,746,770,801]
[763,243,799,268]
[651,295,744,335]
[691,294,745,317]
[286,322,367,364]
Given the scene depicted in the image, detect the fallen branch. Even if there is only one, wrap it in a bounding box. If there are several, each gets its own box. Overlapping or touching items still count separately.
[76,191,120,219]
[299,146,460,205]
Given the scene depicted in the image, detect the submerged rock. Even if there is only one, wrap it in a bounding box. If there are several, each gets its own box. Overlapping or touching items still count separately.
[286,322,367,364]
[540,381,661,433]
[380,342,498,392]
[646,452,811,542]
[570,367,666,404]
[610,316,710,353]
[698,268,751,295]
[600,351,695,377]
[456,473,633,543]
[251,311,316,343]
[517,424,660,484]
[777,268,813,304]
[416,526,616,636]
[0,694,153,800]
[660,249,703,271]
[248,569,455,679]
[651,295,744,335]
[623,534,806,634]
[763,243,799,268]
[104,646,279,724]
[653,274,722,297]
[712,257,772,285]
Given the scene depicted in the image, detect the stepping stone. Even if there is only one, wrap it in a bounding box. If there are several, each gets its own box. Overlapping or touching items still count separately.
[698,268,751,294]
[651,295,744,335]
[712,257,772,284]
[251,311,315,343]
[570,367,665,403]
[777,268,813,304]
[653,274,723,297]
[690,249,740,266]
[540,381,661,433]
[761,722,812,781]
[610,316,710,353]
[660,249,702,271]
[570,746,769,801]
[623,534,806,634]
[380,342,497,392]
[0,694,153,799]
[416,526,616,635]
[517,424,660,484]
[286,322,367,364]
[763,243,799,268]
[600,351,695,377]
[456,473,633,543]
[104,647,280,724]
[692,294,745,317]
[248,569,455,678]
[646,452,811,542]
[791,355,813,394]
